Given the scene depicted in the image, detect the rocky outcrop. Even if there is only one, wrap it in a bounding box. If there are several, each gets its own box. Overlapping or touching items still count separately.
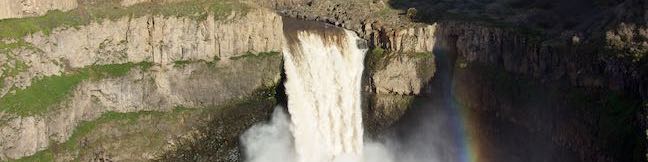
[0,9,285,160]
[256,0,306,9]
[0,0,191,15]
[431,20,646,101]
[0,57,282,160]
[371,53,435,95]
[278,1,427,52]
[1,9,284,96]
[363,94,413,134]
[119,0,195,7]
[0,0,77,20]
[120,0,154,6]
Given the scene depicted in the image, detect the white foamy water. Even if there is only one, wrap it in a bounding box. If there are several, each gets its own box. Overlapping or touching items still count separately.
[282,29,367,162]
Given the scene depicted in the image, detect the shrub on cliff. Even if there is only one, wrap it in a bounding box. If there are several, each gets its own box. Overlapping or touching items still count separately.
[406,8,417,19]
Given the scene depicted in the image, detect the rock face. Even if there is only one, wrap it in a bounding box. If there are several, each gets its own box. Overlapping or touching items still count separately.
[435,21,646,99]
[120,0,154,6]
[0,0,77,20]
[0,8,285,160]
[359,26,437,132]
[0,0,196,18]
[276,0,646,100]
[1,8,284,97]
[427,3,645,161]
[1,58,282,158]
[372,54,435,95]
[432,20,647,161]
[276,0,647,161]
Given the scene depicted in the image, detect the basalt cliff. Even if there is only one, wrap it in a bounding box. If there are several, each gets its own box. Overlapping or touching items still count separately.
[0,0,646,161]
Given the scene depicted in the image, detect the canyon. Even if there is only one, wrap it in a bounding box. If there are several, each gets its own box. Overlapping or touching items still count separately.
[0,0,646,161]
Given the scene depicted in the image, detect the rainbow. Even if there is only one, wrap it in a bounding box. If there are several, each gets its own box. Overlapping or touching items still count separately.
[449,89,483,162]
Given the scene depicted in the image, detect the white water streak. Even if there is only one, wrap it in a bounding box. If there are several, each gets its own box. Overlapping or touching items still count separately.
[283,30,367,162]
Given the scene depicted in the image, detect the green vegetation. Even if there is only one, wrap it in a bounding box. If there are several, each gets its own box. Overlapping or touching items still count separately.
[0,62,153,116]
[410,52,433,59]
[174,55,224,68]
[366,47,387,72]
[602,44,648,63]
[406,8,418,18]
[229,51,281,60]
[178,56,224,68]
[206,56,222,67]
[376,5,401,18]
[0,40,40,53]
[0,59,29,89]
[0,70,87,116]
[0,0,248,40]
[372,47,386,58]
[13,85,277,161]
[173,60,193,68]
[2,60,28,77]
[138,62,154,71]
[0,49,278,117]
[8,149,54,162]
[365,47,435,76]
[0,41,38,89]
[0,10,83,39]
[62,110,170,152]
[87,63,138,79]
[159,86,277,161]
[0,0,245,92]
[10,107,189,161]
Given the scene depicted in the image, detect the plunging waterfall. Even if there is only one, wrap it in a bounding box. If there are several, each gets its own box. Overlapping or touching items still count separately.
[282,20,368,162]
[241,20,371,162]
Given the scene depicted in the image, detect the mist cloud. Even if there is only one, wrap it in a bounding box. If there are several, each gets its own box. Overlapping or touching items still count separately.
[241,106,399,162]
[240,106,296,162]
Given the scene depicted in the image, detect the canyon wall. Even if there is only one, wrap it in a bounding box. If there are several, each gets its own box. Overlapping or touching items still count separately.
[434,20,646,161]
[0,0,77,20]
[0,0,645,161]
[276,0,647,161]
[276,0,646,99]
[0,7,284,160]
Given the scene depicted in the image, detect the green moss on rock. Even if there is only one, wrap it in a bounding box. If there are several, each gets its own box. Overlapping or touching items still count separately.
[15,86,278,162]
[8,149,54,162]
[0,0,248,40]
[158,87,277,162]
[229,51,281,60]
[0,62,152,116]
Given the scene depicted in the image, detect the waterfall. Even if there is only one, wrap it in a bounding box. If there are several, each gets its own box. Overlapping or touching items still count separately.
[282,21,368,162]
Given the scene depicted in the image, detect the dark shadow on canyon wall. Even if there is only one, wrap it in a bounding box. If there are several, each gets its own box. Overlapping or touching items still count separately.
[157,61,290,162]
[381,30,646,161]
[382,1,647,161]
[388,0,630,34]
[382,36,581,162]
[156,89,278,162]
